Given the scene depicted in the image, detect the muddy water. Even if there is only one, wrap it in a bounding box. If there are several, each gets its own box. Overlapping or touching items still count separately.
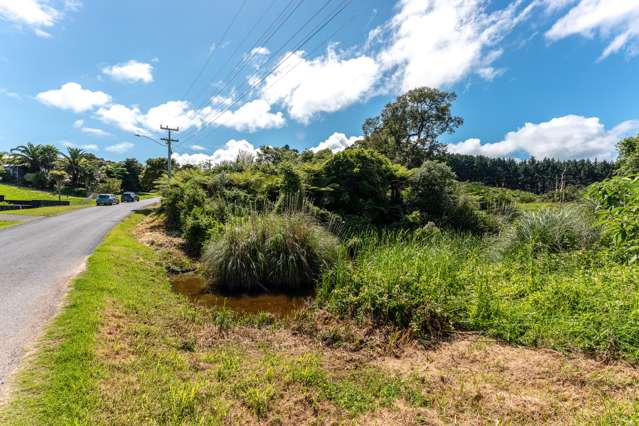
[170,274,310,317]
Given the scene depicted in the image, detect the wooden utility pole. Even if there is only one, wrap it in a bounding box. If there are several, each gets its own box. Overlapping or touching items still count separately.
[160,125,179,178]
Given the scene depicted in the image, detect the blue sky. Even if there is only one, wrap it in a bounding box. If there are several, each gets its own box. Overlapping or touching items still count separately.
[1,0,638,164]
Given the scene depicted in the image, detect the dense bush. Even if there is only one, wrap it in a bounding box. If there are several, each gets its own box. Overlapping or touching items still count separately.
[587,175,639,263]
[307,148,401,224]
[203,212,339,293]
[501,207,598,254]
[182,207,222,256]
[407,161,498,234]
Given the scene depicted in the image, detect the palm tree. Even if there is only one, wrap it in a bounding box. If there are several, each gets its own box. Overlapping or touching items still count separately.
[10,143,43,172]
[61,147,88,188]
[10,143,59,174]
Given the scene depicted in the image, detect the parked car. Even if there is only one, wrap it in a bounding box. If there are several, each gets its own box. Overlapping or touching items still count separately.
[96,194,119,206]
[121,192,140,202]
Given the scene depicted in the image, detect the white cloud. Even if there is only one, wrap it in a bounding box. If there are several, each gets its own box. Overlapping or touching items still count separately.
[447,115,639,160]
[311,132,362,153]
[250,47,270,56]
[102,60,154,84]
[262,49,379,123]
[0,0,58,27]
[97,98,283,136]
[202,99,285,132]
[377,0,533,92]
[545,1,639,60]
[73,119,109,136]
[96,104,145,134]
[105,142,134,154]
[62,141,98,151]
[190,145,207,151]
[172,139,257,166]
[37,82,111,113]
[34,28,52,38]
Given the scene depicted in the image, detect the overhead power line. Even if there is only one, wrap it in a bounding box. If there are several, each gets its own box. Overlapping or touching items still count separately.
[181,0,352,143]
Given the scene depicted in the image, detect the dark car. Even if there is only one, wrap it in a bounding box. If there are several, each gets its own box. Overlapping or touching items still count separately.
[121,192,140,202]
[96,194,119,206]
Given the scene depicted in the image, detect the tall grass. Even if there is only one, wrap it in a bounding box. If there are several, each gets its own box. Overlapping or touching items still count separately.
[501,206,599,254]
[317,231,639,361]
[203,212,339,293]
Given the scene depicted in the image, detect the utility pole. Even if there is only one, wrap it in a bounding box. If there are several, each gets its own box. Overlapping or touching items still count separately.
[160,125,179,178]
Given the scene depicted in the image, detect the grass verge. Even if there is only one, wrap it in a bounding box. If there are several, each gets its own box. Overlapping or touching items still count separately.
[0,204,92,217]
[0,220,17,229]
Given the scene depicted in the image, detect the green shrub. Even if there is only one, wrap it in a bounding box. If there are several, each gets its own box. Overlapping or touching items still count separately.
[501,207,598,254]
[182,207,222,256]
[203,212,339,293]
[587,175,639,263]
[307,148,401,224]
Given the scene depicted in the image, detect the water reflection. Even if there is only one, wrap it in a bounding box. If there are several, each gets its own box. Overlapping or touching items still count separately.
[170,274,311,317]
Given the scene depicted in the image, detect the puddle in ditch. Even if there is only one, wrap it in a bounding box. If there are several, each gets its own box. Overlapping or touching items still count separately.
[170,273,311,317]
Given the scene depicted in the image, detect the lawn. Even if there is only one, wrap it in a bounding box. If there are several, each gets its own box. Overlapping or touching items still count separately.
[0,183,88,205]
[2,212,638,425]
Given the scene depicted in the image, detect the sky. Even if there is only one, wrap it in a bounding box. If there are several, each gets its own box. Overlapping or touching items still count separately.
[1,0,639,165]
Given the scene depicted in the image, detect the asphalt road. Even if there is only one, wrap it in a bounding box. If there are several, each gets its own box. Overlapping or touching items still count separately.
[0,198,159,394]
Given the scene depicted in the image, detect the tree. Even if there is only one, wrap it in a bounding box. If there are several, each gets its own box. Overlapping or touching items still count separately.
[61,147,89,188]
[10,143,59,174]
[308,148,400,224]
[407,161,458,219]
[120,158,144,192]
[616,135,639,176]
[140,157,171,192]
[49,169,69,201]
[359,87,463,168]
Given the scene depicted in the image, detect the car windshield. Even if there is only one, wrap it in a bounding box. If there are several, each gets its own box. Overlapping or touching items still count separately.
[97,195,110,199]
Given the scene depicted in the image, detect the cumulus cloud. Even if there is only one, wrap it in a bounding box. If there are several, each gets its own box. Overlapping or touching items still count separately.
[172,139,257,166]
[545,0,639,60]
[37,82,111,113]
[311,132,362,153]
[190,145,207,151]
[96,104,145,134]
[447,115,639,160]
[0,0,58,29]
[105,142,134,154]
[201,99,285,132]
[102,60,154,83]
[0,0,80,37]
[261,49,379,124]
[377,0,533,92]
[96,98,284,135]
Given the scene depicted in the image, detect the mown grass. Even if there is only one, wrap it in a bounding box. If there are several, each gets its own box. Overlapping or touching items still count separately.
[0,183,87,205]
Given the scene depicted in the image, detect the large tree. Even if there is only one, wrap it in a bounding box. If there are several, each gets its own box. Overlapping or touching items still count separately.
[10,143,59,174]
[120,158,144,192]
[359,87,463,168]
[616,135,639,177]
[140,157,173,192]
[61,147,89,187]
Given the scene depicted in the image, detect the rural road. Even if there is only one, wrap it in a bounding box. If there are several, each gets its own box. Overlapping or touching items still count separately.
[0,198,160,396]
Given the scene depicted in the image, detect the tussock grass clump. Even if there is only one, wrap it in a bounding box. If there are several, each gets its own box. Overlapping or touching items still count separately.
[502,206,598,254]
[203,212,339,293]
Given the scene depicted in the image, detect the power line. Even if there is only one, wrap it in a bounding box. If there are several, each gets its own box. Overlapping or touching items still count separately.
[189,0,305,115]
[182,0,352,143]
[179,0,248,103]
